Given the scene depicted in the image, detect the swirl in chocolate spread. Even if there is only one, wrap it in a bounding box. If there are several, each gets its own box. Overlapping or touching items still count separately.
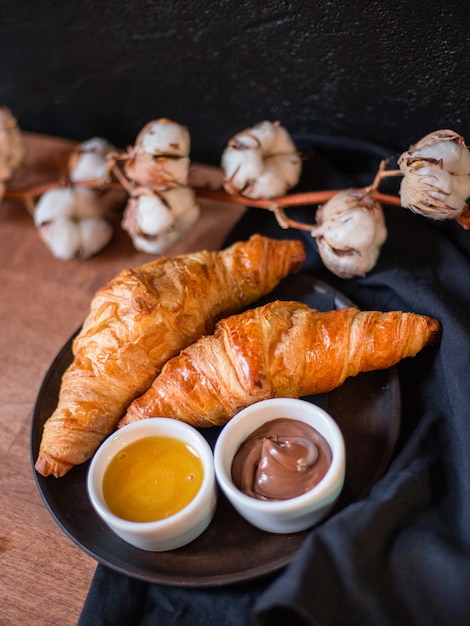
[231,418,332,501]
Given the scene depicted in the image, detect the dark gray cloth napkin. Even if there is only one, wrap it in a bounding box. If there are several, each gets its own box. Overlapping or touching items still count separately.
[78,136,470,626]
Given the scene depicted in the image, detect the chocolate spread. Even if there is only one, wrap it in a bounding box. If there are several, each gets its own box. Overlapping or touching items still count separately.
[231,418,332,501]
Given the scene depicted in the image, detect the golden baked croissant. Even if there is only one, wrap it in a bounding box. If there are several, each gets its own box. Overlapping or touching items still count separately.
[119,300,440,428]
[35,235,305,477]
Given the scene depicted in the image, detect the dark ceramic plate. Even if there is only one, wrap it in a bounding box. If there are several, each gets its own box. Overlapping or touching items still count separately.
[31,274,401,587]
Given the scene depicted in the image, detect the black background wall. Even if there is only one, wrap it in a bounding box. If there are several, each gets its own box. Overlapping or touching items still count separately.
[0,0,468,163]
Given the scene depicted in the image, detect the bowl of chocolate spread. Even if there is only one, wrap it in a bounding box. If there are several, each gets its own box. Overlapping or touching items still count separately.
[214,398,345,534]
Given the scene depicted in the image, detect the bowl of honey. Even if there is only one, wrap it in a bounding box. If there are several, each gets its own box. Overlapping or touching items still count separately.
[87,418,217,551]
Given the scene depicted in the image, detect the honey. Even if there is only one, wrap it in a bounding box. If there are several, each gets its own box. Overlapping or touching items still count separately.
[102,435,204,522]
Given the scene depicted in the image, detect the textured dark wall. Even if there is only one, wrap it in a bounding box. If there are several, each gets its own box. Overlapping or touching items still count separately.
[0,0,468,163]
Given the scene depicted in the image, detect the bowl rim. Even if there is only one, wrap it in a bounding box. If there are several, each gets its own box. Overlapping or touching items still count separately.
[87,417,215,532]
[213,398,346,513]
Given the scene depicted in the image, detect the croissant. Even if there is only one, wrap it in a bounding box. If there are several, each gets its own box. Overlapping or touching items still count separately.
[119,300,440,428]
[35,235,305,477]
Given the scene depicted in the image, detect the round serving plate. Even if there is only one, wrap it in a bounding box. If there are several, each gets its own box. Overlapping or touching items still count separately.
[31,273,400,586]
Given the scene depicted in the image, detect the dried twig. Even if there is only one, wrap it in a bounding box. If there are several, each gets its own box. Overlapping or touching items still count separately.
[4,166,404,232]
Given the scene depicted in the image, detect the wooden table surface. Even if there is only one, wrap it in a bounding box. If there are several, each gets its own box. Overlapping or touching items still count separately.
[0,134,245,625]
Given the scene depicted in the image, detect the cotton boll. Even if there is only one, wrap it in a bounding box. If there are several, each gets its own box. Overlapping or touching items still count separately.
[34,186,112,259]
[34,188,78,225]
[221,121,301,199]
[135,194,175,236]
[398,129,470,220]
[38,216,112,260]
[399,161,470,220]
[69,137,115,183]
[34,186,104,226]
[316,238,380,280]
[138,119,190,157]
[401,129,470,175]
[244,121,273,148]
[38,217,82,260]
[130,229,183,255]
[175,201,200,234]
[144,155,191,187]
[233,122,272,151]
[246,154,302,198]
[164,186,200,234]
[124,119,191,189]
[242,162,291,199]
[265,122,298,155]
[268,153,303,189]
[415,141,470,175]
[229,153,301,199]
[122,186,200,254]
[241,121,295,155]
[221,148,264,193]
[77,218,113,258]
[312,190,387,279]
[71,186,107,219]
[124,151,190,189]
[121,193,174,240]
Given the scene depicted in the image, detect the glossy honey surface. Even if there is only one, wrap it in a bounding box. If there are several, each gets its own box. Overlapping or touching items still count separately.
[102,435,204,522]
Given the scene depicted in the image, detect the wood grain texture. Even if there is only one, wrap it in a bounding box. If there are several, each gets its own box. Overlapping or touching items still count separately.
[0,133,245,625]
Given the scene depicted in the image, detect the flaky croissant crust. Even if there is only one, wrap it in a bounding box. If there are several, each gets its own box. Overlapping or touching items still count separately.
[120,301,440,429]
[35,235,305,477]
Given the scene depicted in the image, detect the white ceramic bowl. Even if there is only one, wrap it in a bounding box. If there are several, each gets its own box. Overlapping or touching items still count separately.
[87,418,217,551]
[214,398,345,534]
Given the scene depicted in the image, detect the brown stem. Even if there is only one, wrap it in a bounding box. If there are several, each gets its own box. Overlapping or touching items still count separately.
[4,180,127,214]
[364,158,402,192]
[194,187,340,209]
[4,179,125,203]
[5,182,62,199]
[4,176,404,232]
[269,204,316,231]
[369,190,403,207]
[109,162,134,194]
[456,209,470,230]
[193,186,403,232]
